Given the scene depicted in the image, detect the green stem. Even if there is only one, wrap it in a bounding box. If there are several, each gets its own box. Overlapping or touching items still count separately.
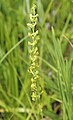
[0,36,28,64]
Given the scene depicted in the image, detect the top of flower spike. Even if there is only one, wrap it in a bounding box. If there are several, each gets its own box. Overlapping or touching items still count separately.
[31,4,36,15]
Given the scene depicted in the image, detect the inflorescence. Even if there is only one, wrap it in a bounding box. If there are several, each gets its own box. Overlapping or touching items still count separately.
[27,4,41,102]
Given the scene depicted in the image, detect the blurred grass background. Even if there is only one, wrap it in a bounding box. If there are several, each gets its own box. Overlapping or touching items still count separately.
[0,0,73,120]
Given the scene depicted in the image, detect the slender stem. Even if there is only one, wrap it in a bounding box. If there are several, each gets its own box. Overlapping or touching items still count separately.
[0,36,28,64]
[0,107,30,113]
[38,56,58,73]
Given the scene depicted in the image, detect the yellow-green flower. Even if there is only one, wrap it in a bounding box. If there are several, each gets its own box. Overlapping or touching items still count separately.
[27,4,42,102]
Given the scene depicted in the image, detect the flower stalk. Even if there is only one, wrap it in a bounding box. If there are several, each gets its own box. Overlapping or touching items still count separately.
[27,4,41,102]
